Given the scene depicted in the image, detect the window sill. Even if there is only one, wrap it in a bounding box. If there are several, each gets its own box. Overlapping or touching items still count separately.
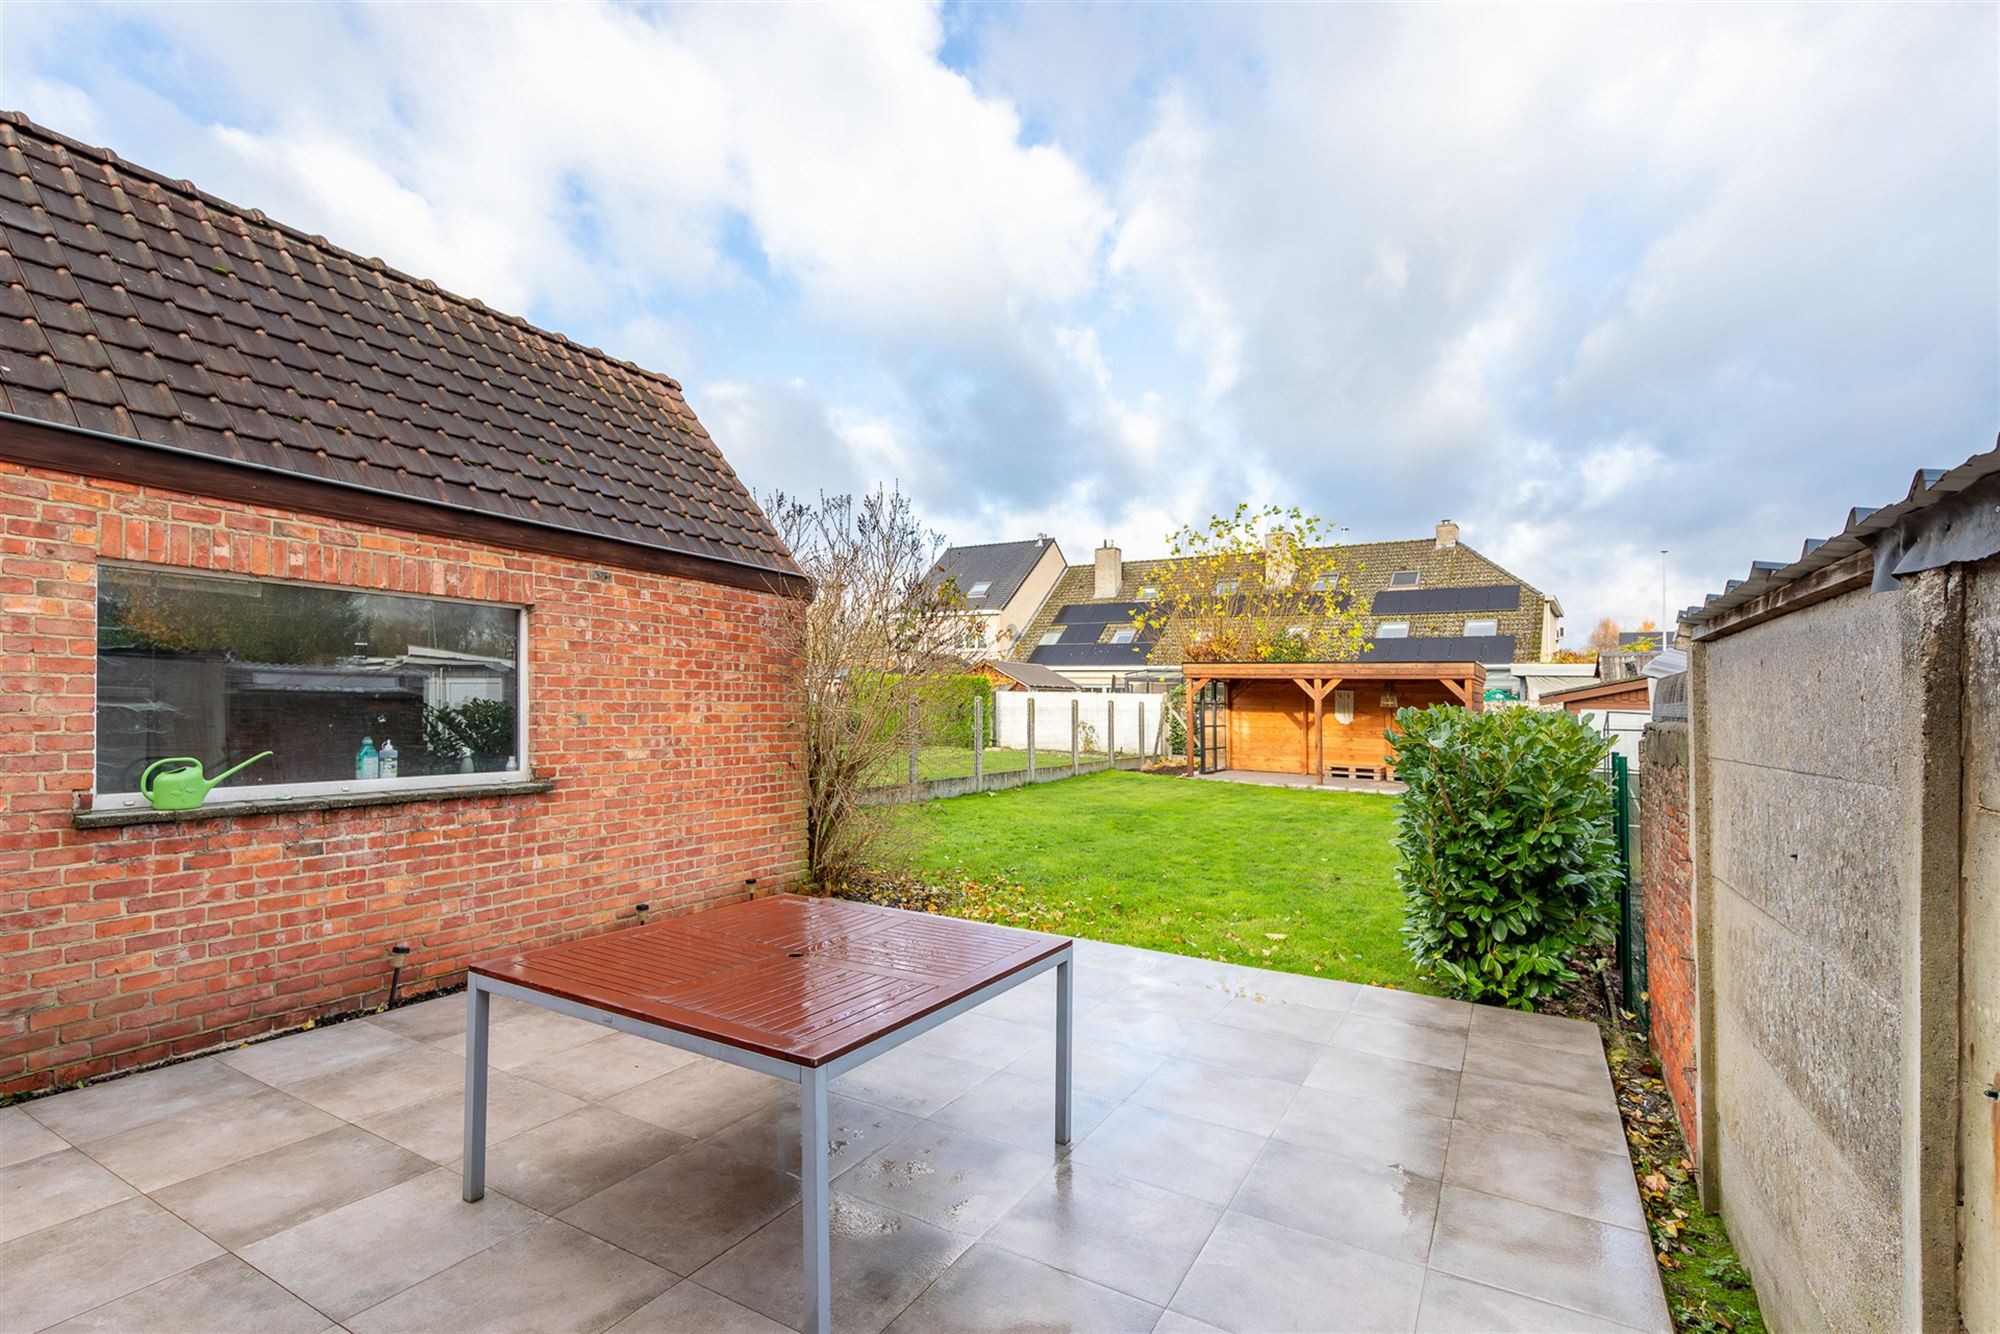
[73,779,557,829]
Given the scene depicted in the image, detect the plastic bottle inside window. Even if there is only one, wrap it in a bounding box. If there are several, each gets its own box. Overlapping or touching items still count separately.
[380,739,398,779]
[357,737,380,780]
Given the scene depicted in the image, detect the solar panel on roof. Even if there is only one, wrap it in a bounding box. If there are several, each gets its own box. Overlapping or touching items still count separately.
[1371,584,1520,615]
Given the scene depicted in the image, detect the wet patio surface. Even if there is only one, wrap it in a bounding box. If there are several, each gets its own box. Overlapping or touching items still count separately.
[2,940,1668,1333]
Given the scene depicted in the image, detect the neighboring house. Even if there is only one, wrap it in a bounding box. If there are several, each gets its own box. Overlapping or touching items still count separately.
[972,660,1082,692]
[1015,521,1564,690]
[930,536,1065,659]
[0,116,808,1096]
[1537,675,1651,765]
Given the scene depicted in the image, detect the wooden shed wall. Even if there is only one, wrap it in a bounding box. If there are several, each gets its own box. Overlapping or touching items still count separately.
[1559,681,1650,713]
[1226,679,1458,774]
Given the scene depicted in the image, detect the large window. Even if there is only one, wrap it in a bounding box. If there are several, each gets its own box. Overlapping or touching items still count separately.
[96,565,526,807]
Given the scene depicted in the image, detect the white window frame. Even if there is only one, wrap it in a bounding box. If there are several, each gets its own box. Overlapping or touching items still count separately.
[1464,617,1499,637]
[966,581,992,598]
[93,563,532,811]
[1213,578,1239,595]
[1137,585,1160,601]
[1388,570,1421,587]
[1038,630,1063,646]
[1377,621,1411,638]
[1107,627,1136,645]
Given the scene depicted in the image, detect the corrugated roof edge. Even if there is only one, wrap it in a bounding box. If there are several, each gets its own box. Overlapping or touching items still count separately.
[1680,437,2000,631]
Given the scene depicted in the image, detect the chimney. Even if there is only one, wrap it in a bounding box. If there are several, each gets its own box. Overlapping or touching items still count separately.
[1263,530,1295,588]
[1435,519,1460,549]
[1094,541,1122,598]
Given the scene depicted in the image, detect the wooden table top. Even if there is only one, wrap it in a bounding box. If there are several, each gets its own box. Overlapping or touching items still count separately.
[469,894,1071,1067]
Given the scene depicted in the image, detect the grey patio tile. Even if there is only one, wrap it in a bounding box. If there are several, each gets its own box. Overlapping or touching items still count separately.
[0,1196,223,1333]
[1223,969,1363,1013]
[901,1012,1044,1068]
[1176,1022,1321,1083]
[829,1046,991,1119]
[1271,1085,1451,1179]
[236,1167,540,1321]
[703,1093,916,1180]
[1461,1034,1613,1097]
[346,1217,675,1334]
[1210,995,1344,1044]
[968,973,1105,1027]
[1077,1001,1201,1056]
[1004,1034,1168,1101]
[1328,1015,1468,1071]
[1168,1210,1425,1332]
[218,1021,420,1088]
[0,1147,137,1244]
[1304,1045,1462,1118]
[282,1043,466,1121]
[1415,1270,1649,1333]
[438,1005,612,1070]
[836,1123,1052,1236]
[693,1195,970,1334]
[478,1105,691,1214]
[1071,938,1169,975]
[1066,1103,1263,1206]
[1127,1058,1298,1136]
[1466,1004,1606,1057]
[1346,988,1472,1033]
[1452,1072,1627,1156]
[885,1243,1160,1334]
[358,1069,585,1163]
[1114,976,1233,1023]
[561,1141,800,1276]
[1228,1138,1440,1264]
[23,1057,264,1144]
[44,1254,327,1334]
[1427,1185,1671,1332]
[79,1086,341,1193]
[1441,1122,1646,1231]
[607,1059,795,1138]
[983,1159,1222,1306]
[1153,1313,1229,1334]
[512,1031,701,1102]
[0,1104,68,1168]
[608,1280,795,1334]
[367,993,471,1045]
[152,1124,434,1250]
[928,1070,1115,1153]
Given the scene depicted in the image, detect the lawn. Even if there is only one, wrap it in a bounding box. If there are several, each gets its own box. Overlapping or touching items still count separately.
[888,768,1426,990]
[867,745,1106,785]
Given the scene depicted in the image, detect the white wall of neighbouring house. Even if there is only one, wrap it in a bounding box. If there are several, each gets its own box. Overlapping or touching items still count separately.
[994,691,1161,755]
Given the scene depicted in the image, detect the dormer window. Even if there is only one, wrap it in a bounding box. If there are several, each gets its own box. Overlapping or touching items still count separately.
[1388,570,1421,588]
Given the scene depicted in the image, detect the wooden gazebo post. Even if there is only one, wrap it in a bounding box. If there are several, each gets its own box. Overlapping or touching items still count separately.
[1182,674,1205,776]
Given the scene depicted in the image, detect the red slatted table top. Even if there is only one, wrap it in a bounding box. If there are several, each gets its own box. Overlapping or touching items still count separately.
[470,894,1071,1067]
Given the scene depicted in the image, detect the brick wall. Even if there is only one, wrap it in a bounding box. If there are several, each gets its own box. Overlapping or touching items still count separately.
[1638,720,1696,1154]
[0,459,805,1096]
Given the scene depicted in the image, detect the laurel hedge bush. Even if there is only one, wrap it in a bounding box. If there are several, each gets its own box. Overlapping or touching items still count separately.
[1389,704,1621,1008]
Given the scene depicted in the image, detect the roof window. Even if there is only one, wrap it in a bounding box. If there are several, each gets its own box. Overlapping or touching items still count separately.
[966,581,991,598]
[1038,630,1062,646]
[1388,570,1421,588]
[1377,621,1410,638]
[1465,618,1498,637]
[1214,579,1239,596]
[1108,628,1136,644]
[1137,585,1160,600]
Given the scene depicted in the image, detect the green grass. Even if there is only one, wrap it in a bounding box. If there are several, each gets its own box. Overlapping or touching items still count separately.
[867,746,1106,785]
[891,768,1424,989]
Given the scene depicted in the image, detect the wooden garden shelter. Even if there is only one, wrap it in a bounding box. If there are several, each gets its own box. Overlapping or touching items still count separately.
[1181,661,1486,782]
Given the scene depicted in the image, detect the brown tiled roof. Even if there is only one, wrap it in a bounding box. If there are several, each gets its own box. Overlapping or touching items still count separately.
[0,114,799,584]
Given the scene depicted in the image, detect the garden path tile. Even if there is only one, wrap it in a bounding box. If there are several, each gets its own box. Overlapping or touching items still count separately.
[1415,1269,1650,1332]
[928,1069,1114,1153]
[359,1069,585,1163]
[1451,1072,1627,1155]
[560,1141,799,1276]
[44,1254,328,1334]
[1271,1084,1451,1179]
[0,1105,69,1168]
[152,1124,433,1249]
[1304,1045,1462,1118]
[218,1021,419,1088]
[23,1058,263,1144]
[606,1281,794,1334]
[835,1122,1052,1236]
[1127,1057,1298,1136]
[1168,1210,1425,1333]
[702,1092,917,1179]
[883,1243,1159,1334]
[0,1196,223,1332]
[512,1031,701,1102]
[1427,1185,1671,1332]
[1327,1014,1468,1071]
[475,1105,690,1214]
[1228,1138,1440,1264]
[983,1159,1222,1306]
[606,1059,793,1137]
[79,1086,341,1192]
[1210,995,1344,1043]
[1461,1033,1613,1096]
[828,1046,991,1119]
[1441,1121,1646,1231]
[1066,1103,1263,1206]
[1177,1022,1321,1082]
[0,1147,137,1244]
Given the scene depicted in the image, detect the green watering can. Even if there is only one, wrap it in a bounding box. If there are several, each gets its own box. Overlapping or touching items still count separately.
[140,752,273,811]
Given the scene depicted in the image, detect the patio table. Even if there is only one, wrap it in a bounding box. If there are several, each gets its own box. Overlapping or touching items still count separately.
[461,893,1074,1334]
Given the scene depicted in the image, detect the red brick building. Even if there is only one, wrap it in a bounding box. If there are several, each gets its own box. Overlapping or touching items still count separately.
[0,116,808,1096]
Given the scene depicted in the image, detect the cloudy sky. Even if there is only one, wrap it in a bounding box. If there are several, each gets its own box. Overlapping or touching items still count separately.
[7,2,1994,638]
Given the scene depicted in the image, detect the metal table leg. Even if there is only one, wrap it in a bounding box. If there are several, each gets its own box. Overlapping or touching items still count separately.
[1055,954,1073,1144]
[800,1065,832,1334]
[462,980,490,1201]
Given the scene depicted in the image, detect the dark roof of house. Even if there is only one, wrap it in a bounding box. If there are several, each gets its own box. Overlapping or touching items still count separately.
[933,538,1056,608]
[0,114,799,586]
[980,660,1081,689]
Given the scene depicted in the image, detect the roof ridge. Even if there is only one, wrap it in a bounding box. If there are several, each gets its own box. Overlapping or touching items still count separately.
[0,110,685,395]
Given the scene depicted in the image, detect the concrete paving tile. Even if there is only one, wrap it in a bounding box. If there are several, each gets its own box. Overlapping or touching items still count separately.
[928,1070,1115,1153]
[967,973,1103,1027]
[1414,1270,1649,1333]
[830,1046,992,1119]
[1271,1085,1451,1179]
[478,1105,690,1214]
[219,1021,420,1088]
[1229,1138,1440,1264]
[900,1013,1044,1069]
[1427,1185,1671,1332]
[44,1254,328,1334]
[1465,1004,1606,1057]
[983,1160,1222,1306]
[703,1093,917,1180]
[80,1086,341,1192]
[1461,1034,1613,1097]
[0,1196,223,1332]
[1169,1210,1425,1333]
[512,1031,701,1102]
[884,1243,1160,1334]
[1452,1073,1627,1156]
[1176,1023,1321,1083]
[1441,1122,1646,1231]
[1346,988,1472,1033]
[358,1069,585,1163]
[607,1281,795,1334]
[152,1124,434,1250]
[1004,1034,1168,1101]
[836,1123,1052,1237]
[0,1147,137,1244]
[561,1141,800,1276]
[1114,976,1233,1023]
[1127,1058,1298,1136]
[1210,995,1343,1044]
[1304,1046,1462,1119]
[282,1043,466,1121]
[1328,1015,1468,1071]
[1065,1104,1263,1207]
[236,1167,540,1321]
[23,1058,264,1144]
[1153,1312,1229,1334]
[346,1217,675,1334]
[607,1059,794,1137]
[693,1195,971,1334]
[1220,969,1363,1014]
[0,1105,69,1168]
[1077,1001,1201,1056]
[367,994,470,1045]
[437,1005,612,1070]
